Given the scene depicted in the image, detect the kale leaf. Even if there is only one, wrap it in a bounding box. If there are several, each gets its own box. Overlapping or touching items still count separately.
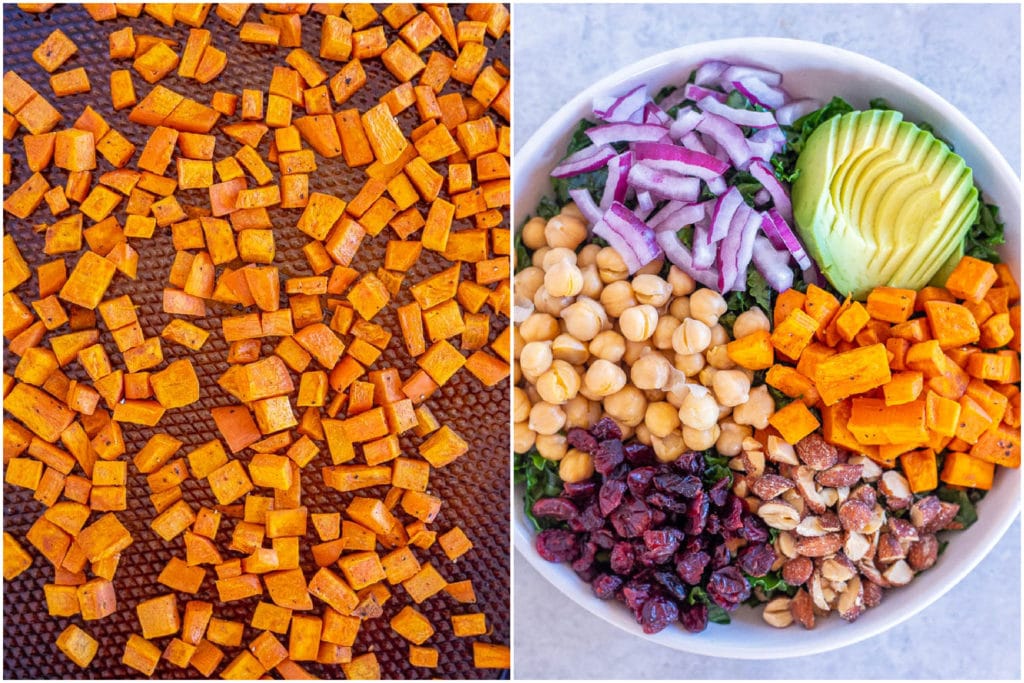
[702,451,733,489]
[963,201,1005,264]
[773,96,855,182]
[936,485,984,529]
[514,451,564,531]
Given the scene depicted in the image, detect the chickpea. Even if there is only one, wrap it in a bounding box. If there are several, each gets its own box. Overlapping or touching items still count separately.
[583,359,627,397]
[733,307,771,338]
[512,386,531,423]
[577,243,602,267]
[561,203,585,221]
[698,366,718,387]
[513,326,526,359]
[678,386,720,430]
[513,421,536,453]
[733,385,774,429]
[652,316,680,350]
[535,433,568,461]
[603,385,647,427]
[559,448,594,483]
[683,424,721,451]
[599,280,636,318]
[669,296,691,320]
[630,352,671,390]
[528,401,566,435]
[519,312,559,342]
[561,297,607,341]
[652,432,687,463]
[564,395,601,429]
[596,246,629,283]
[623,339,653,367]
[716,420,752,457]
[531,246,551,269]
[534,286,573,316]
[690,288,728,326]
[536,360,581,404]
[705,344,736,370]
[512,295,535,326]
[667,265,696,297]
[552,334,589,365]
[544,260,584,298]
[712,369,751,407]
[665,383,691,408]
[579,264,604,299]
[525,383,542,405]
[634,423,652,445]
[583,328,623,362]
[645,401,681,438]
[514,266,545,303]
[644,388,667,403]
[618,423,635,441]
[632,274,673,307]
[671,318,712,355]
[518,341,553,379]
[541,246,577,270]
[545,214,588,250]
[521,217,547,250]
[675,352,706,377]
[637,256,665,276]
[718,403,733,420]
[619,304,659,342]
[709,323,730,347]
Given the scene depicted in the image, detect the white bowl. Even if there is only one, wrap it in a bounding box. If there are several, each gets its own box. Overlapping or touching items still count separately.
[513,37,1021,659]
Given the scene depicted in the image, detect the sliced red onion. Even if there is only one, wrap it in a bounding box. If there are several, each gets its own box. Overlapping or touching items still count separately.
[749,159,793,224]
[750,125,787,155]
[730,78,786,110]
[551,143,617,178]
[775,98,821,126]
[751,235,795,291]
[585,122,668,147]
[720,65,782,88]
[649,201,708,233]
[568,187,604,227]
[709,186,744,242]
[695,60,729,87]
[602,201,663,271]
[692,221,716,269]
[669,107,704,140]
[706,175,727,196]
[679,130,711,155]
[717,205,761,293]
[766,208,812,270]
[754,188,771,207]
[636,190,656,217]
[803,262,826,288]
[592,218,642,272]
[599,152,633,211]
[684,83,726,104]
[698,96,778,129]
[628,164,700,202]
[632,141,729,178]
[696,112,752,170]
[643,102,673,126]
[656,230,720,288]
[656,88,690,114]
[594,84,647,123]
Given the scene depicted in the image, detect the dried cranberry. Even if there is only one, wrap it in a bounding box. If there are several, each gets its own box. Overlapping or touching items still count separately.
[626,466,657,498]
[609,541,635,575]
[531,497,579,522]
[593,439,625,474]
[567,427,598,454]
[675,550,710,585]
[707,566,750,610]
[653,571,688,602]
[673,450,704,476]
[705,513,722,535]
[681,491,708,535]
[649,509,667,528]
[639,594,679,634]
[562,480,597,499]
[721,495,744,531]
[598,479,627,516]
[708,477,731,507]
[609,496,652,538]
[572,540,598,573]
[623,441,656,465]
[679,602,709,633]
[570,502,605,533]
[740,514,769,543]
[645,492,689,513]
[592,573,623,600]
[641,529,682,565]
[711,543,731,570]
[575,565,599,583]
[621,580,652,611]
[737,543,776,577]
[590,416,622,441]
[654,472,702,498]
[590,528,616,550]
[535,529,579,563]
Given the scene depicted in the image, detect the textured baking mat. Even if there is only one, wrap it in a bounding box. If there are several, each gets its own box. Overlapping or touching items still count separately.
[2,3,509,679]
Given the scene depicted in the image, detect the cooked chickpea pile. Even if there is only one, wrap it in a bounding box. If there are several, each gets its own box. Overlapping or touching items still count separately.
[513,203,777,482]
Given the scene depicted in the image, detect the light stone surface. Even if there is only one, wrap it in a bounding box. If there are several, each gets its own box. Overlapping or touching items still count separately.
[513,3,1021,679]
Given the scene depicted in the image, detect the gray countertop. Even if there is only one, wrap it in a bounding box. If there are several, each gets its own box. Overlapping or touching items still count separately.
[512,3,1021,679]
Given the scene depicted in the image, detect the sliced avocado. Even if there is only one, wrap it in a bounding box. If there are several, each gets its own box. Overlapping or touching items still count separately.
[792,110,980,299]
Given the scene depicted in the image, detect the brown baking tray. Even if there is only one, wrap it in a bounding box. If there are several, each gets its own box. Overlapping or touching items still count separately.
[2,4,509,679]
